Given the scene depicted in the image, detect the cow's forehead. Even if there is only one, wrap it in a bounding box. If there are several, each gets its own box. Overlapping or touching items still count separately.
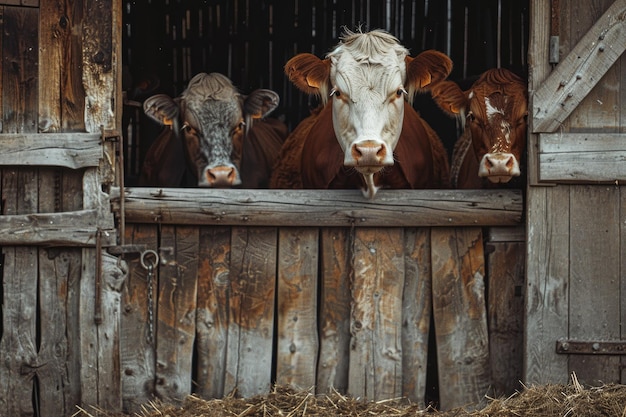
[331,51,405,95]
[328,31,408,93]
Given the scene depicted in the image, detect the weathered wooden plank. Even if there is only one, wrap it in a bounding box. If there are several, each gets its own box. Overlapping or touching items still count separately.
[275,228,319,389]
[401,228,432,407]
[80,245,126,412]
[120,224,159,412]
[224,227,277,398]
[486,226,525,397]
[0,133,102,168]
[36,248,77,416]
[348,228,405,401]
[431,227,492,411]
[115,188,524,227]
[0,245,39,417]
[316,228,351,394]
[568,185,621,385]
[155,226,199,403]
[83,0,115,133]
[195,226,231,399]
[539,132,626,182]
[0,209,116,246]
[621,188,626,384]
[524,186,570,385]
[532,0,626,133]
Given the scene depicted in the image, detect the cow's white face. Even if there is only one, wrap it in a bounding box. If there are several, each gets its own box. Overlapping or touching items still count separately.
[328,42,407,175]
[284,29,453,198]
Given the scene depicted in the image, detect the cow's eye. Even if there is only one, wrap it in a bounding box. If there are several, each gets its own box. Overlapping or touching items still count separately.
[182,123,199,136]
[396,88,407,97]
[466,112,475,122]
[330,87,341,98]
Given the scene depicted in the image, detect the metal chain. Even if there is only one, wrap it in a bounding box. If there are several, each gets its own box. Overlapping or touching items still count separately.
[141,250,159,347]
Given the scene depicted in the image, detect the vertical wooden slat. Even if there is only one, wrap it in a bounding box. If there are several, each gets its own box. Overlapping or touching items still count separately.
[621,188,626,384]
[275,227,319,389]
[38,248,80,416]
[431,227,491,411]
[37,2,70,406]
[120,224,159,412]
[348,228,405,401]
[0,7,39,417]
[225,227,277,398]
[568,185,621,384]
[155,226,199,403]
[401,227,432,407]
[486,226,525,397]
[524,186,570,384]
[196,226,231,399]
[316,228,351,394]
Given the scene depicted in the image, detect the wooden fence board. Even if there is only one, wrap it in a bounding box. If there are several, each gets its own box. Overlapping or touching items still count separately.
[402,228,432,406]
[524,186,570,385]
[0,246,38,417]
[225,227,277,398]
[348,228,405,401]
[0,209,117,246]
[155,226,199,403]
[568,185,621,385]
[276,228,319,389]
[120,224,159,412]
[431,227,491,411]
[0,133,102,168]
[37,248,73,416]
[539,132,626,182]
[195,226,232,399]
[316,228,352,394]
[486,226,525,397]
[115,188,524,227]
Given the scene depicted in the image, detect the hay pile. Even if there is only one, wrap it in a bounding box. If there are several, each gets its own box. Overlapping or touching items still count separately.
[77,377,626,417]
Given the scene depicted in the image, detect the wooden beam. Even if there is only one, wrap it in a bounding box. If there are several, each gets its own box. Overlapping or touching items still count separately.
[113,188,524,227]
[539,132,626,182]
[0,209,116,246]
[532,0,626,133]
[0,133,102,168]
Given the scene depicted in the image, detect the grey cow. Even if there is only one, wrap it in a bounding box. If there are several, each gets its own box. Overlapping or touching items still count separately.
[139,72,284,188]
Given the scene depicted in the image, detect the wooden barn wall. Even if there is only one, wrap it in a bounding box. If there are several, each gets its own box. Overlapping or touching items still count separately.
[0,0,121,416]
[525,0,626,387]
[121,0,529,182]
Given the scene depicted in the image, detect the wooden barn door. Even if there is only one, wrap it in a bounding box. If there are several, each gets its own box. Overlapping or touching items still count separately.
[525,0,626,386]
[0,1,123,416]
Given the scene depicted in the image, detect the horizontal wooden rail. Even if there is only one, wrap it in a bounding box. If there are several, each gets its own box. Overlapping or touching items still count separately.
[113,187,524,227]
[539,132,626,182]
[0,209,117,246]
[0,133,102,169]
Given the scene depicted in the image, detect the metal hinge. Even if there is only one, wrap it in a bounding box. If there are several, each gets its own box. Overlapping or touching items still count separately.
[556,340,626,355]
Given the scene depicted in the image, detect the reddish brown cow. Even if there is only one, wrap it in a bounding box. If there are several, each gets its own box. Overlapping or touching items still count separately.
[431,68,527,188]
[270,29,452,197]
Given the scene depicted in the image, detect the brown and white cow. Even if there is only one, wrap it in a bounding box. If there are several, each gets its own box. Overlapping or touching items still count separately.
[139,72,286,188]
[270,29,452,198]
[431,68,527,188]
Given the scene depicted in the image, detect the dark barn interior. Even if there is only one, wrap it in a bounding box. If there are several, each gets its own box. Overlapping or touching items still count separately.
[121,0,529,186]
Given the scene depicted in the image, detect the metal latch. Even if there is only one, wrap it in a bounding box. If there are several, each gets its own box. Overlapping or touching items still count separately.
[556,340,626,355]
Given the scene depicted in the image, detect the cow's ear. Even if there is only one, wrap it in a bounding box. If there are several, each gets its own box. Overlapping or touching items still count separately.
[430,80,467,116]
[405,50,453,90]
[285,53,331,95]
[243,89,280,118]
[143,94,179,126]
